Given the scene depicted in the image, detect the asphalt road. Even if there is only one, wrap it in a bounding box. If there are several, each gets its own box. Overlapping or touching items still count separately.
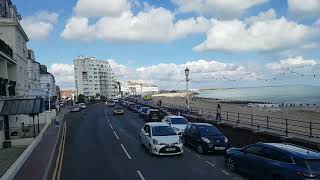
[60,103,247,180]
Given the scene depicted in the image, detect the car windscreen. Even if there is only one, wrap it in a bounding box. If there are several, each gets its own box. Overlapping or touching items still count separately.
[114,106,122,110]
[198,126,222,136]
[152,126,177,136]
[134,105,141,109]
[149,111,160,115]
[171,117,188,124]
[141,108,149,113]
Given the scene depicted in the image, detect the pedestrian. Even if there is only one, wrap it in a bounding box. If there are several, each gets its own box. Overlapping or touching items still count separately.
[216,104,222,121]
[159,100,162,107]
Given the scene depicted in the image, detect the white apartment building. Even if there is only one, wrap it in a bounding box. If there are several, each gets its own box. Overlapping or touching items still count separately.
[74,57,117,99]
[40,65,57,98]
[121,81,159,96]
[0,0,29,96]
[27,49,41,96]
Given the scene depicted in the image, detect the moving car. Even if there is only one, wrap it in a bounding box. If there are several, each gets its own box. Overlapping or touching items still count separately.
[107,101,116,107]
[162,116,189,136]
[225,143,320,180]
[140,122,183,156]
[183,123,229,154]
[139,107,149,117]
[142,109,164,122]
[113,106,124,115]
[133,104,142,113]
[79,103,86,109]
[71,105,81,112]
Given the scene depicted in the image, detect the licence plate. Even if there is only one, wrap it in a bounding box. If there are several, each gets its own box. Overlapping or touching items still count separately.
[215,147,225,150]
[165,148,176,151]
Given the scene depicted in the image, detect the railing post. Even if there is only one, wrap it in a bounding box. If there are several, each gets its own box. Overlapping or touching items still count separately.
[266,116,269,129]
[251,114,253,127]
[310,122,312,138]
[285,119,288,136]
[237,113,240,126]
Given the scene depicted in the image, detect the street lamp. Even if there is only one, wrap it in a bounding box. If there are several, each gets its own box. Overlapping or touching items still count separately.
[47,83,51,112]
[185,68,190,113]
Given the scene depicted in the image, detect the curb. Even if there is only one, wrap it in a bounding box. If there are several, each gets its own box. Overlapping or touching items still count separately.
[0,120,52,180]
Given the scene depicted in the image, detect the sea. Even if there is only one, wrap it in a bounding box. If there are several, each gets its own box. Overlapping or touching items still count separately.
[197,85,320,105]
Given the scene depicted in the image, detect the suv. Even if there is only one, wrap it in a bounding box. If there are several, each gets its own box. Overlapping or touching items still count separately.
[143,109,163,122]
[225,143,320,180]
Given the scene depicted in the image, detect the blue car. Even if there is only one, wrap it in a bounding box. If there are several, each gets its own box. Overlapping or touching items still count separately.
[225,143,320,180]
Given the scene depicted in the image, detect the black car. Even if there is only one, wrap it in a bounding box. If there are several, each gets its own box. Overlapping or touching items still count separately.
[142,109,164,122]
[183,123,230,154]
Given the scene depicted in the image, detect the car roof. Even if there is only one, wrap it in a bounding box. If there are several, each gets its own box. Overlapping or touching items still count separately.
[141,107,149,109]
[167,115,185,118]
[146,122,169,127]
[149,109,159,111]
[191,123,213,126]
[263,143,320,159]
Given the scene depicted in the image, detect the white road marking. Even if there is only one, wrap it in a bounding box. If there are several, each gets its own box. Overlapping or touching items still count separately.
[109,123,113,130]
[113,131,119,140]
[184,147,191,152]
[120,144,132,160]
[205,161,216,167]
[137,170,146,180]
[220,169,230,176]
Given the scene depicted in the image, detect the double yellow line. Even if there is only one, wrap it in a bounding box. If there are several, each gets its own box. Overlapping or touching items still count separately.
[52,122,67,180]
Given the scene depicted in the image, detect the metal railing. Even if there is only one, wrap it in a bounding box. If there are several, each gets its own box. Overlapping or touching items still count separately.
[5,124,46,139]
[141,100,320,139]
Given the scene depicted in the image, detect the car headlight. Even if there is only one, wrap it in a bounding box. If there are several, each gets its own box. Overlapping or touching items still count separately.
[201,137,211,144]
[152,139,160,145]
[175,138,182,144]
[224,137,229,143]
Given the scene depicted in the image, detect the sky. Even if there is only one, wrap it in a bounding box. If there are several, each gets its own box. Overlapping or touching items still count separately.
[14,0,320,90]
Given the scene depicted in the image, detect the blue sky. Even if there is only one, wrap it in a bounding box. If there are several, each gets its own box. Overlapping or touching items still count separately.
[14,0,320,89]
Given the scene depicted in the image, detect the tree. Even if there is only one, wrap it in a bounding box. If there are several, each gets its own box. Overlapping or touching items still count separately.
[78,94,85,103]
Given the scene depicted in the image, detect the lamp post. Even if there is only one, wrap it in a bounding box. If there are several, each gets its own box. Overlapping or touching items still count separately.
[185,68,190,113]
[47,83,51,112]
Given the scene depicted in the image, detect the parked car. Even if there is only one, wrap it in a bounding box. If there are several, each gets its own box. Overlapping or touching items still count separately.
[133,104,142,113]
[140,122,183,156]
[129,103,136,111]
[162,116,189,136]
[79,103,86,109]
[139,107,149,117]
[142,109,164,122]
[225,143,320,180]
[113,106,124,115]
[183,123,229,154]
[71,105,81,112]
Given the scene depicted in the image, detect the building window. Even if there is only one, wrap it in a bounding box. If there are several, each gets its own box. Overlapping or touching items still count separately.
[0,120,3,131]
[94,76,97,78]
[94,72,97,74]
[95,88,98,90]
[94,68,97,70]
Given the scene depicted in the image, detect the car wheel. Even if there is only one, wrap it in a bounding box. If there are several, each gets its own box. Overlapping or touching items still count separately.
[197,145,204,154]
[225,157,236,172]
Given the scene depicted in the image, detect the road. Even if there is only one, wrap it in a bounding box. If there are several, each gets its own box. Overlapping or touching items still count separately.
[60,103,247,180]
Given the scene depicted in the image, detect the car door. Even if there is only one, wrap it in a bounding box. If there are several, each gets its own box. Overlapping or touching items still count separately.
[183,124,191,144]
[189,125,200,148]
[141,125,150,146]
[237,144,265,177]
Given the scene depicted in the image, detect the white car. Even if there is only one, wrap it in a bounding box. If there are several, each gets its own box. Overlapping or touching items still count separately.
[79,103,86,109]
[140,122,183,156]
[162,116,189,136]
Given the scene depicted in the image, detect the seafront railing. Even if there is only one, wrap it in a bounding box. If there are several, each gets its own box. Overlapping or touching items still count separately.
[143,101,320,140]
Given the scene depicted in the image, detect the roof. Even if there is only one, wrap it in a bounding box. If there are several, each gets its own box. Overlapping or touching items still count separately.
[167,115,185,118]
[264,143,320,159]
[0,98,44,115]
[147,122,168,127]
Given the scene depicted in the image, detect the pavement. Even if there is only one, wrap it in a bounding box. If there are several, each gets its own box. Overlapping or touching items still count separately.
[14,107,69,180]
[0,147,26,177]
[60,103,247,180]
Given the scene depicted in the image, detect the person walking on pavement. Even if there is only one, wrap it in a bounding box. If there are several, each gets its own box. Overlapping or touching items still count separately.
[216,104,222,121]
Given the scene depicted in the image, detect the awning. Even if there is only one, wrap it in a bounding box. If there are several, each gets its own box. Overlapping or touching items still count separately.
[0,97,44,115]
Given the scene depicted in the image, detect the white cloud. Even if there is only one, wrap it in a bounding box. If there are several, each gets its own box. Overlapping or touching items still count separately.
[21,11,58,40]
[61,7,211,42]
[172,0,268,19]
[61,16,95,41]
[48,64,75,88]
[266,56,318,70]
[74,0,130,17]
[288,0,320,19]
[193,10,316,52]
[107,59,128,77]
